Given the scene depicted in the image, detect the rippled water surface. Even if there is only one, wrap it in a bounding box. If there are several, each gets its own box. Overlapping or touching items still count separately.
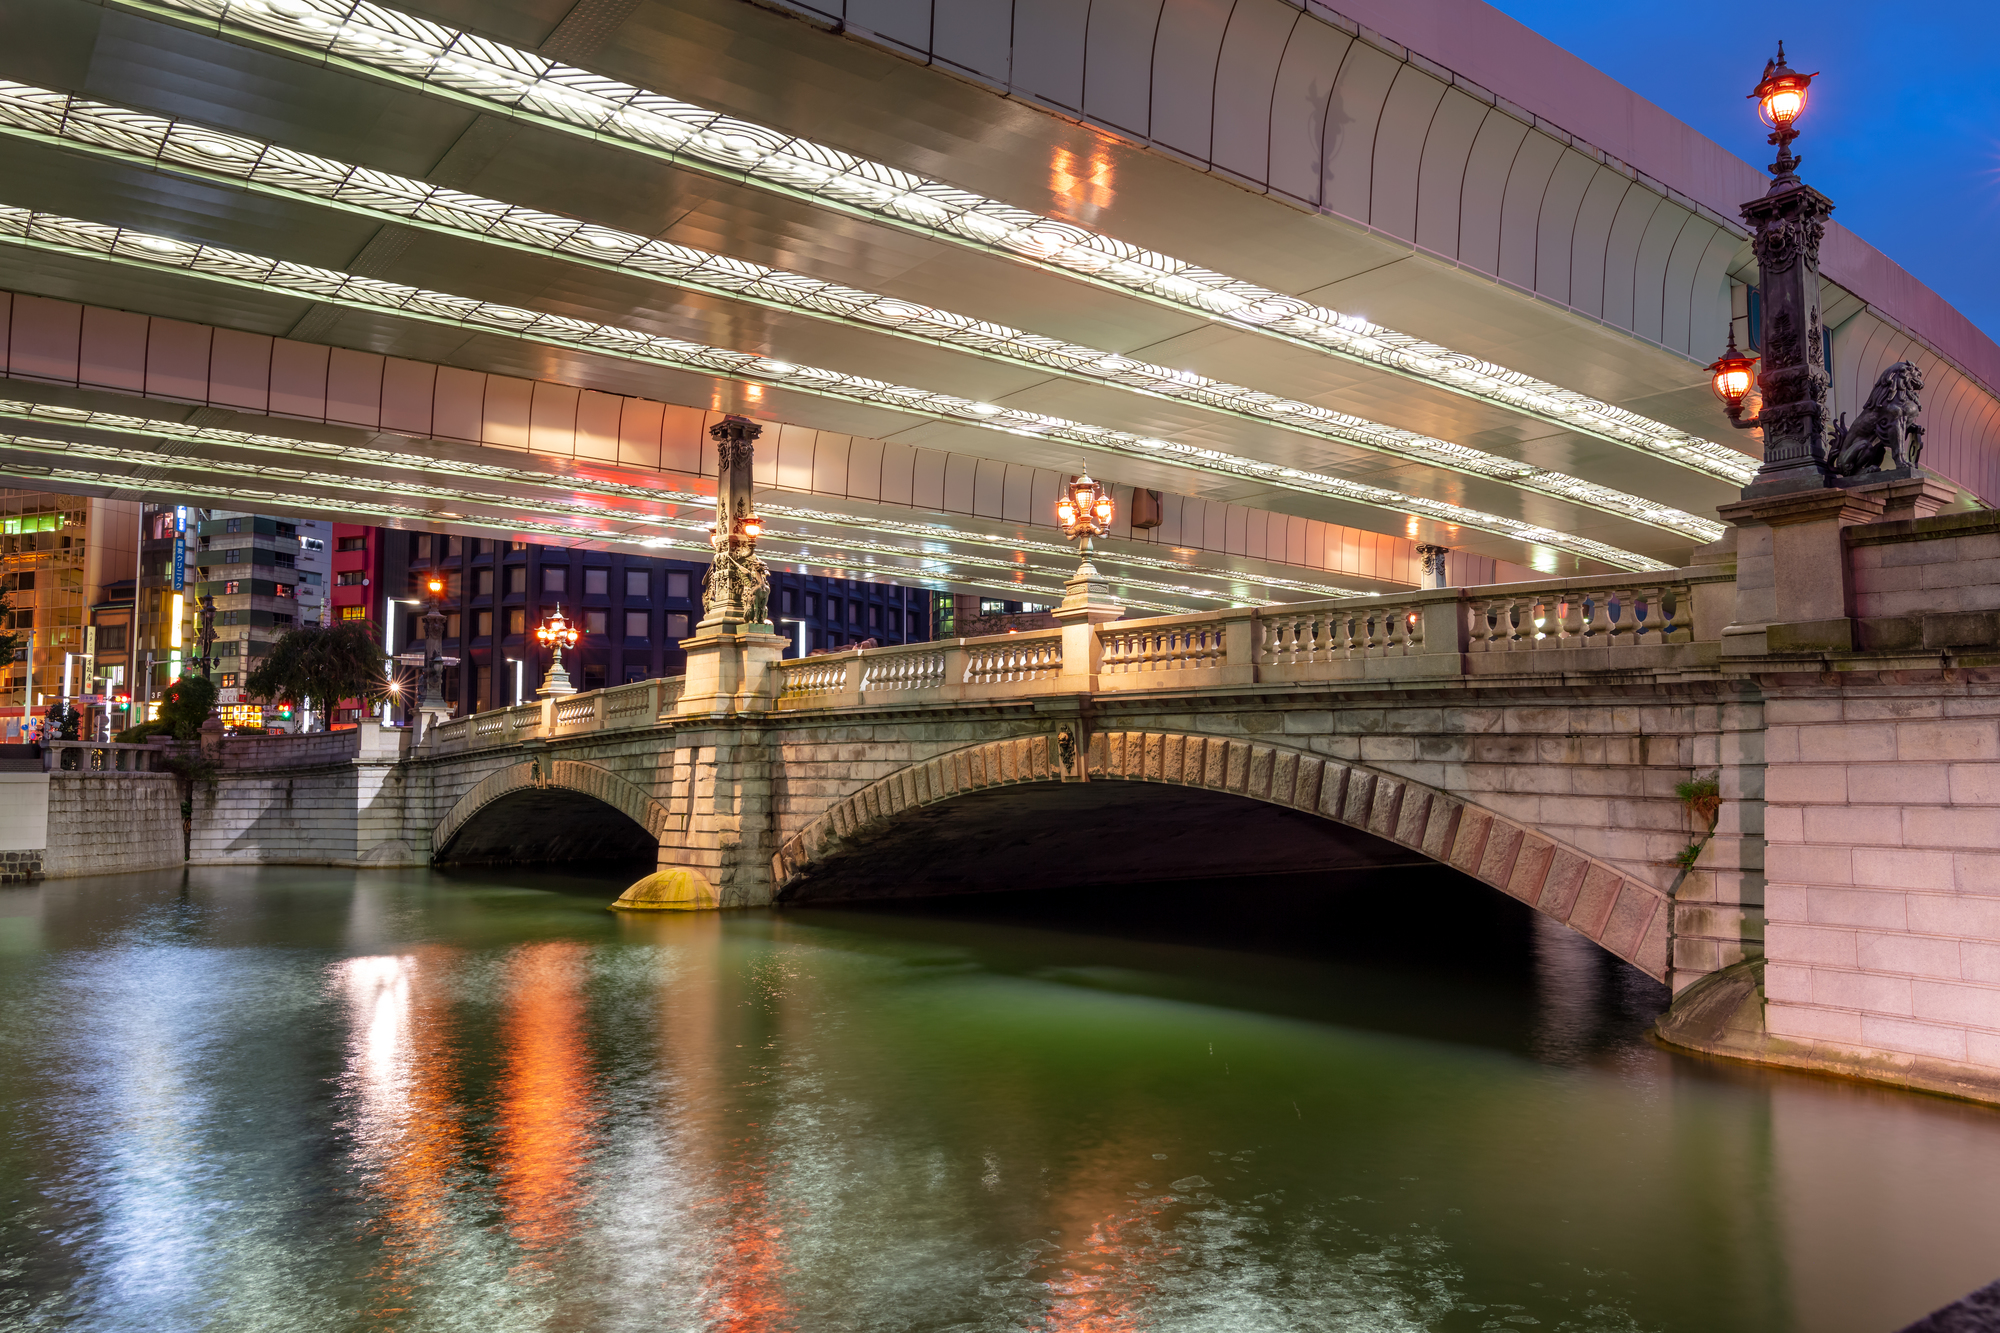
[4,865,2000,1333]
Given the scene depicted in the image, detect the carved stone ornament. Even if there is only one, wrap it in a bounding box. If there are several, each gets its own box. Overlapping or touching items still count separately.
[1828,361,1927,477]
[1767,310,1801,369]
[709,415,762,470]
[700,538,771,623]
[1749,212,1826,275]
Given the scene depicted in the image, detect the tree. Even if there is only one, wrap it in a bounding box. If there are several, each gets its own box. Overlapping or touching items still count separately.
[245,621,387,730]
[158,674,218,742]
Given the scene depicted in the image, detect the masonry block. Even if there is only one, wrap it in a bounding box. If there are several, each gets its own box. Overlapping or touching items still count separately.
[1476,821,1523,887]
[1568,864,1624,935]
[1368,778,1404,838]
[1420,797,1460,861]
[1537,849,1588,918]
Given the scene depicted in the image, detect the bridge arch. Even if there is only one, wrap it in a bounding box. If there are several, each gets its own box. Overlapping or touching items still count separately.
[433,758,672,865]
[773,730,1671,980]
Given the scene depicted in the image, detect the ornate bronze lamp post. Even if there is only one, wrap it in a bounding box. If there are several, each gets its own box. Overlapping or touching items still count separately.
[1053,474,1122,623]
[534,604,580,697]
[192,593,218,680]
[1707,44,1925,493]
[418,574,448,713]
[698,415,772,632]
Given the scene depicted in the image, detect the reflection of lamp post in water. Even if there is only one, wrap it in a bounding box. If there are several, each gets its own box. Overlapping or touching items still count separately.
[535,605,580,697]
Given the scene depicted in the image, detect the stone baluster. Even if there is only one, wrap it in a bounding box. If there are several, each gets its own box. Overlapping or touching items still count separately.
[1662,585,1689,642]
[1606,594,1633,646]
[1560,594,1584,645]
[1580,595,1610,644]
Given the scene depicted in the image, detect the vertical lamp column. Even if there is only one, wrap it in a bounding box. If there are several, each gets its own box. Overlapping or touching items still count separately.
[535,605,579,697]
[697,415,771,634]
[1054,474,1123,622]
[194,593,218,681]
[1708,44,1833,496]
[419,575,448,712]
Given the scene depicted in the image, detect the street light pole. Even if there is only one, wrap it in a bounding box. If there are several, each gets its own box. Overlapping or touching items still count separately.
[534,605,579,696]
[1053,474,1123,623]
[696,415,772,634]
[1706,44,1835,495]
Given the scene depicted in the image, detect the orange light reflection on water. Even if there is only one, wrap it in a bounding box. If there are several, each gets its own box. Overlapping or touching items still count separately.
[497,940,594,1266]
[340,950,463,1328]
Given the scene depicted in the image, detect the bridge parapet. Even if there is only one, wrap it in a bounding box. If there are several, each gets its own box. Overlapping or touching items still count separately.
[428,677,686,755]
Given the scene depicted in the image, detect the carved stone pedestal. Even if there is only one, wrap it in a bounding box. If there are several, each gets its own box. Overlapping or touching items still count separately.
[1717,486,1885,655]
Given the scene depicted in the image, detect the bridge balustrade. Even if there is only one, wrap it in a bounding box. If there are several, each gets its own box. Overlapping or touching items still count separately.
[433,569,1725,738]
[40,742,170,772]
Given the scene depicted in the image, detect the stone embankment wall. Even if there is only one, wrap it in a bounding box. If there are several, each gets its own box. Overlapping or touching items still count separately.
[186,765,362,866]
[41,773,181,878]
[1762,662,2000,1087]
[0,771,49,881]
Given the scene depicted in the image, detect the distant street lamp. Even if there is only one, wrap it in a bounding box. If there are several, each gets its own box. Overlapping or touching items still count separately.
[1053,473,1123,623]
[193,593,218,681]
[534,603,580,696]
[419,574,448,714]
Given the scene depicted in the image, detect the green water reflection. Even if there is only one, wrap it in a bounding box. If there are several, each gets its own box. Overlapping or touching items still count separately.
[2,865,1997,1332]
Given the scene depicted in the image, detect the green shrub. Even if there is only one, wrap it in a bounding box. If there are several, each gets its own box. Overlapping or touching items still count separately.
[115,720,174,744]
[157,675,219,742]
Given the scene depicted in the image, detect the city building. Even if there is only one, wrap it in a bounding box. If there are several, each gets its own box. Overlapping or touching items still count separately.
[131,505,337,729]
[933,594,1056,641]
[0,489,138,742]
[394,531,933,720]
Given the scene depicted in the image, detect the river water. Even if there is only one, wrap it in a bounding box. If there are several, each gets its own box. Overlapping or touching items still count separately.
[3,865,1998,1333]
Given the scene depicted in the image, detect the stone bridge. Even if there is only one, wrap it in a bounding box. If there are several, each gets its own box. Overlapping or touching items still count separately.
[35,485,2000,1105]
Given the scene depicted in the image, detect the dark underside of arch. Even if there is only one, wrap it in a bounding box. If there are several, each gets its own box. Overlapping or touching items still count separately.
[777,780,1426,902]
[434,788,657,865]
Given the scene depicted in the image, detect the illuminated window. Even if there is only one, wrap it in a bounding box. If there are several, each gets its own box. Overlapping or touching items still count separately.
[339,606,366,622]
[506,608,525,637]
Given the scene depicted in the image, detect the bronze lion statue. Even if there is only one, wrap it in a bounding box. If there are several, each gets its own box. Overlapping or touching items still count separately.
[1828,361,1925,476]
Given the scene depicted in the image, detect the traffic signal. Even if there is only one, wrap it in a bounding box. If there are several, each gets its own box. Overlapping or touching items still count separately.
[112,693,130,712]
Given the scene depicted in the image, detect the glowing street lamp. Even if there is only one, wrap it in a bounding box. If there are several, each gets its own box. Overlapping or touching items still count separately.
[535,603,581,696]
[1057,474,1115,552]
[1707,43,1841,493]
[1052,472,1123,624]
[1707,328,1760,423]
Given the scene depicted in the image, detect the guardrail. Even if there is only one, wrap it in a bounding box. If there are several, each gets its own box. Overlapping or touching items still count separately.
[427,569,1732,740]
[41,741,173,772]
[426,676,686,755]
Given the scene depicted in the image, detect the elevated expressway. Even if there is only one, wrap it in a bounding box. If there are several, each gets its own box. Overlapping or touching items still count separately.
[0,0,1993,609]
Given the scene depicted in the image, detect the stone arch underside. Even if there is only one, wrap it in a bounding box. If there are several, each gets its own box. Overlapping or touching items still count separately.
[433,759,672,864]
[773,731,1671,980]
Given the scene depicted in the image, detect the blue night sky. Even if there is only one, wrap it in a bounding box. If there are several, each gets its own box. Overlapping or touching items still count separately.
[1486,1,2000,344]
